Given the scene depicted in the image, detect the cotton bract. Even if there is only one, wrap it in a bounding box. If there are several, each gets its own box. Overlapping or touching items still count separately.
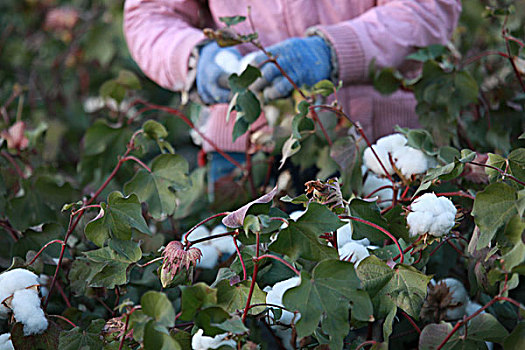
[407,193,456,237]
[363,133,432,178]
[191,329,236,349]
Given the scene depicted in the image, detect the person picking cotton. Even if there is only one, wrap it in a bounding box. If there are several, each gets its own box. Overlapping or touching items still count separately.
[0,269,48,336]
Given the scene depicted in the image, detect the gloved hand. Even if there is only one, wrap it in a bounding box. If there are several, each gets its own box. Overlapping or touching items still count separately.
[249,36,332,100]
[196,41,242,104]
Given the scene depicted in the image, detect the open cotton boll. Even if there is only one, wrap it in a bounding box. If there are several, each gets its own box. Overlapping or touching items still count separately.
[339,242,370,267]
[0,333,13,350]
[266,277,301,325]
[0,268,40,318]
[376,133,407,150]
[280,210,306,229]
[214,50,240,74]
[336,223,370,249]
[363,145,393,176]
[191,329,236,350]
[11,289,48,335]
[392,146,430,177]
[187,226,211,243]
[209,225,237,255]
[437,278,469,321]
[362,172,395,209]
[407,193,456,238]
[195,244,220,269]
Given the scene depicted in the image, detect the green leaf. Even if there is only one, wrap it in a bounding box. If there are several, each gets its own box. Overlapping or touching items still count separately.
[141,291,176,328]
[504,322,525,350]
[216,279,266,315]
[58,319,105,350]
[143,321,181,350]
[472,182,522,249]
[236,91,261,123]
[467,313,508,343]
[213,316,249,334]
[312,80,335,97]
[143,120,168,140]
[283,259,366,350]
[373,68,401,95]
[279,135,301,169]
[218,15,246,26]
[85,192,150,247]
[228,66,261,92]
[348,199,389,244]
[179,283,218,321]
[357,256,432,319]
[508,148,525,183]
[115,70,141,90]
[124,154,189,220]
[454,71,478,104]
[270,202,342,261]
[232,116,249,142]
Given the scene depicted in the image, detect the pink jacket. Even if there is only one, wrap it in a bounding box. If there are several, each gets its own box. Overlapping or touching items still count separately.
[124,0,461,152]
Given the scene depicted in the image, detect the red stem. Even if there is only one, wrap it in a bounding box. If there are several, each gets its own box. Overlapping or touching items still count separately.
[356,340,378,350]
[188,231,237,246]
[435,191,475,200]
[118,313,131,350]
[308,107,332,146]
[1,150,25,179]
[469,161,525,186]
[233,237,247,281]
[121,156,152,173]
[242,232,260,323]
[135,256,163,268]
[182,212,230,244]
[339,215,404,264]
[400,310,421,334]
[25,239,64,266]
[364,185,395,199]
[71,204,101,216]
[255,254,300,276]
[48,314,78,328]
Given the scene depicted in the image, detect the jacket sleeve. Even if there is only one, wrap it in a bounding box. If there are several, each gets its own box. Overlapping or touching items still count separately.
[314,0,462,84]
[123,0,211,91]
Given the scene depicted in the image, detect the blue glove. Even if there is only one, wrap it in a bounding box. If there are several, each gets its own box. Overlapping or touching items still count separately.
[250,36,332,100]
[196,42,242,104]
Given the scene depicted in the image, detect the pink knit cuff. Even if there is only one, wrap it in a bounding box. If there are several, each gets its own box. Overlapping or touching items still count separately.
[314,23,367,84]
[201,104,268,153]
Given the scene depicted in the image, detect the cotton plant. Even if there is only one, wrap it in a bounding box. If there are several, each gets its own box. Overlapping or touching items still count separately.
[363,133,434,178]
[191,328,236,350]
[0,269,48,336]
[407,193,457,238]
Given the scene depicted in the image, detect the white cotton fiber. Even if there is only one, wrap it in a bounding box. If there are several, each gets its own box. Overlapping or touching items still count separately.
[195,244,220,269]
[265,277,301,325]
[0,333,13,350]
[0,269,40,319]
[363,133,433,178]
[209,225,237,255]
[407,193,456,237]
[188,226,211,242]
[392,146,430,178]
[338,242,370,267]
[362,172,395,209]
[335,223,370,249]
[191,329,236,350]
[11,289,48,335]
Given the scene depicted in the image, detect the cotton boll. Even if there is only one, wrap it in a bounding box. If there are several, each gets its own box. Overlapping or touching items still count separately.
[266,277,301,325]
[363,145,393,176]
[214,50,240,74]
[466,301,484,316]
[0,333,13,350]
[407,193,456,237]
[187,226,211,242]
[191,329,236,350]
[336,222,354,248]
[439,278,469,321]
[210,225,237,255]
[362,172,395,209]
[289,211,305,221]
[376,133,407,151]
[195,244,220,269]
[392,146,429,177]
[339,242,370,267]
[0,269,40,317]
[11,289,48,335]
